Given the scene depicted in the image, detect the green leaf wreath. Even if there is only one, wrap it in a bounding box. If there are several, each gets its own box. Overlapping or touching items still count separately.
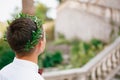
[5,13,43,51]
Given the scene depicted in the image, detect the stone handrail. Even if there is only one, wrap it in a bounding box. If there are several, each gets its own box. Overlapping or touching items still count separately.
[43,37,120,80]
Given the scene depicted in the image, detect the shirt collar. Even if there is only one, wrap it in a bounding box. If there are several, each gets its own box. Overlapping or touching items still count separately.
[13,57,39,73]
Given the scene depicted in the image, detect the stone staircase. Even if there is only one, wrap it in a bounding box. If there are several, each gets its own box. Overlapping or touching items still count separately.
[43,37,120,80]
[56,0,120,43]
[43,0,120,80]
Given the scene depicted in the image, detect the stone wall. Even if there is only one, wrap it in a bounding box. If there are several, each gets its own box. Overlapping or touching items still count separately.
[55,1,119,43]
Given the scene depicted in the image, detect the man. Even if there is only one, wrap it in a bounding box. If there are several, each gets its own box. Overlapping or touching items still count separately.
[0,14,46,80]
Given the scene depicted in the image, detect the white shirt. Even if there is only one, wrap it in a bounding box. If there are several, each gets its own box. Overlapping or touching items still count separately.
[0,57,44,80]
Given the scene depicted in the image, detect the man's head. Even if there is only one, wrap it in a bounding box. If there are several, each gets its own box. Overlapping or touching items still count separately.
[6,18,46,57]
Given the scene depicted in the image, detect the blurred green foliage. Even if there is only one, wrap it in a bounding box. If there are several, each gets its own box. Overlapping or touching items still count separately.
[38,51,63,68]
[70,39,104,67]
[54,36,105,68]
[0,50,15,70]
[54,39,70,45]
[54,33,70,45]
[0,40,15,70]
[0,22,15,70]
[45,21,55,41]
[35,3,48,21]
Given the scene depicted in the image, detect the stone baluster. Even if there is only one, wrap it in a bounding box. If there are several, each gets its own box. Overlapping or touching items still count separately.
[117,11,120,24]
[111,51,117,68]
[116,10,119,23]
[106,56,112,73]
[90,68,97,80]
[96,66,102,80]
[101,61,108,79]
[118,48,120,62]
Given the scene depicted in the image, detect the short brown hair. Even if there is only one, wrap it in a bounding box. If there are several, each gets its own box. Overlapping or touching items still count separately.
[7,18,40,54]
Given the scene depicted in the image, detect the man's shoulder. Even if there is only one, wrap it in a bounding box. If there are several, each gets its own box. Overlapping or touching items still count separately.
[0,62,15,79]
[0,63,13,73]
[0,70,8,80]
[0,62,45,80]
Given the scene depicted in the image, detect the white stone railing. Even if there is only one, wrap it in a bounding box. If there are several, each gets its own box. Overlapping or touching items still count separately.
[77,1,120,25]
[43,37,120,80]
[59,0,120,25]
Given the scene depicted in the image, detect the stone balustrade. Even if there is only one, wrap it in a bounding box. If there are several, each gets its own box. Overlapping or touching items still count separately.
[77,1,120,25]
[58,0,120,25]
[43,37,120,80]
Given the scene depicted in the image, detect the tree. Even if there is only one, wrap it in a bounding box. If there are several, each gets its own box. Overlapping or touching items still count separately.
[22,0,35,15]
[35,3,51,21]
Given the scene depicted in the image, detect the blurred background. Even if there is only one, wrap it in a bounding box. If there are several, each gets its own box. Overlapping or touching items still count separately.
[0,0,120,80]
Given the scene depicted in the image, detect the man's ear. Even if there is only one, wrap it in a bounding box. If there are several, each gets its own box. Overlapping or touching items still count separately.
[35,40,44,54]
